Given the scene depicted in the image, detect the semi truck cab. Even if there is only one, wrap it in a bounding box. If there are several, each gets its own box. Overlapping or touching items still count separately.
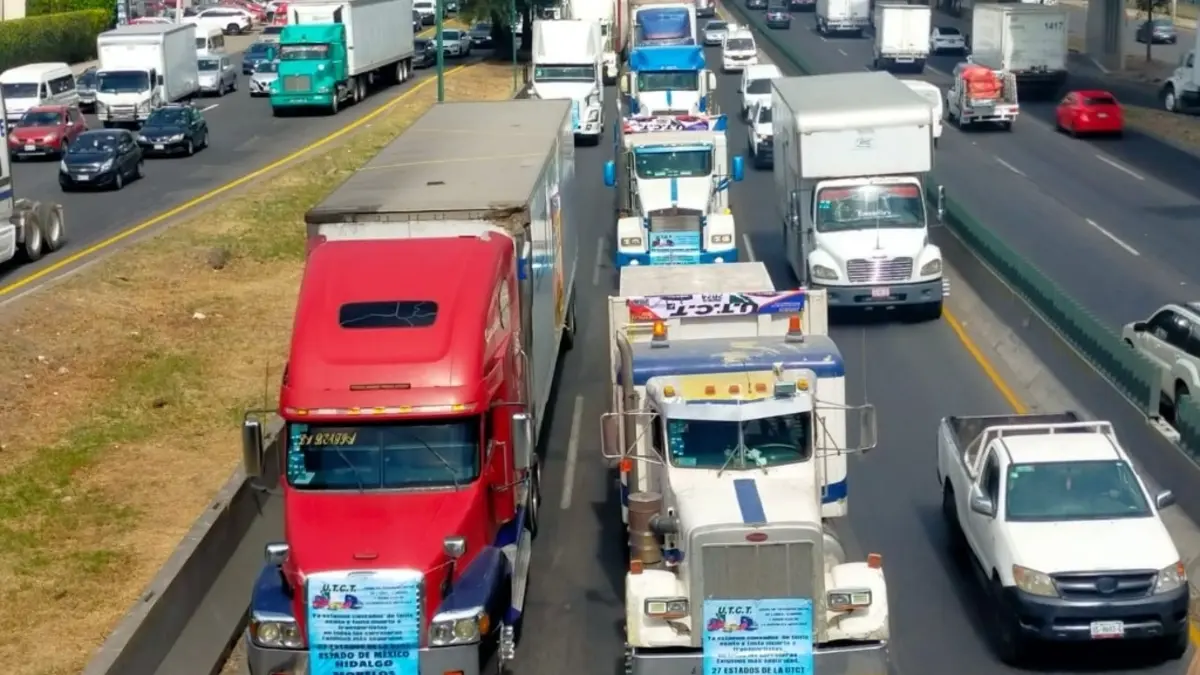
[621,45,715,115]
[271,24,345,109]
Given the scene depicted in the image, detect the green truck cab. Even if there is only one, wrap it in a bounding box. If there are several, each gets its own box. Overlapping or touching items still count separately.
[270,24,346,114]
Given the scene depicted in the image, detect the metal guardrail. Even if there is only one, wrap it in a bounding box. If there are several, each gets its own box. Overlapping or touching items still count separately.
[721,0,1200,462]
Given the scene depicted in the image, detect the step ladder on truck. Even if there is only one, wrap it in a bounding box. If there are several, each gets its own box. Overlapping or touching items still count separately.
[599,262,891,675]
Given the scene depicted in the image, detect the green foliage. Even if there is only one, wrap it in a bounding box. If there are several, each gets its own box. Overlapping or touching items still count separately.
[0,9,109,72]
[27,0,112,16]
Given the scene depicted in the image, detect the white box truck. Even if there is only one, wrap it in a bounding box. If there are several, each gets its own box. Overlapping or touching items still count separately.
[532,19,606,143]
[816,0,870,36]
[970,3,1068,100]
[773,71,946,320]
[95,24,199,126]
[873,2,931,73]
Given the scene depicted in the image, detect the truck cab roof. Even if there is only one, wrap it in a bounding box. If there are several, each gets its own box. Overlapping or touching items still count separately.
[621,335,844,385]
[1000,432,1123,466]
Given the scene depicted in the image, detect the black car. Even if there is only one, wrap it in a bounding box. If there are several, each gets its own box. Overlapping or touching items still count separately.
[414,38,438,67]
[746,0,767,10]
[242,41,276,74]
[765,2,791,27]
[137,105,209,157]
[59,129,144,192]
[469,22,493,47]
[412,10,422,34]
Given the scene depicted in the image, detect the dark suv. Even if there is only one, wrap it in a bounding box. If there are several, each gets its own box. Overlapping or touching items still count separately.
[765,0,791,27]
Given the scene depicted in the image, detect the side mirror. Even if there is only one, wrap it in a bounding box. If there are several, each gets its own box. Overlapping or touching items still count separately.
[853,404,877,451]
[619,72,631,95]
[731,155,745,182]
[264,542,289,565]
[1132,321,1148,332]
[968,487,996,517]
[935,184,945,222]
[1156,489,1176,509]
[600,413,622,462]
[511,411,534,473]
[242,418,264,478]
[705,69,717,89]
[604,160,617,187]
[443,535,467,558]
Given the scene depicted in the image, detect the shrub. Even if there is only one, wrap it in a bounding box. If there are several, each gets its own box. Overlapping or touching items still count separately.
[26,0,111,17]
[0,10,110,72]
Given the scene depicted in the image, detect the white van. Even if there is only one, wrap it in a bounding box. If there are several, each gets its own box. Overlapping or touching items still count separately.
[899,78,943,146]
[196,26,226,54]
[0,63,78,123]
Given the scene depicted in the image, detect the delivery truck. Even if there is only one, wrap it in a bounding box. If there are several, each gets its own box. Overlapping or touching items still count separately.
[532,19,605,142]
[773,71,946,320]
[94,24,199,126]
[816,0,870,36]
[271,0,416,115]
[241,99,579,675]
[873,2,931,73]
[970,3,1068,100]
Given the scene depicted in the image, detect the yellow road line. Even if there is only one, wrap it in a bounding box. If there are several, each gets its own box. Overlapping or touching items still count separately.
[0,64,467,299]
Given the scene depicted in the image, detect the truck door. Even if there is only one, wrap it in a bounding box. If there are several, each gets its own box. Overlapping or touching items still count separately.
[964,448,1000,571]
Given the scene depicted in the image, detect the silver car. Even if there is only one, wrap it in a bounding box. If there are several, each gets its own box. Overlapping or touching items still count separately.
[248,60,279,97]
[198,54,237,95]
[703,20,729,46]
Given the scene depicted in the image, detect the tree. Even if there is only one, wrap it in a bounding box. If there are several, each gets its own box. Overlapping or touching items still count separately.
[460,0,555,61]
[1135,0,1171,62]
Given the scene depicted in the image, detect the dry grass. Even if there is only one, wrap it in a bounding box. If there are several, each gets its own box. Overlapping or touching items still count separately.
[0,63,518,675]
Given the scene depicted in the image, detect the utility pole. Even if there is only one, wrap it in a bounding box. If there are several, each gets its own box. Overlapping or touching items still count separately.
[511,0,518,92]
[435,0,445,102]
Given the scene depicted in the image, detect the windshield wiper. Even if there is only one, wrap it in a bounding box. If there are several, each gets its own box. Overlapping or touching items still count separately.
[328,445,367,494]
[410,433,462,489]
[716,422,748,477]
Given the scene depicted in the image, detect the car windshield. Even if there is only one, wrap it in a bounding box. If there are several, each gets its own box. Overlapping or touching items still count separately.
[198,58,220,71]
[147,109,188,125]
[472,22,491,32]
[1084,94,1117,106]
[936,26,960,35]
[756,106,772,124]
[18,111,62,126]
[285,420,481,490]
[705,21,727,30]
[255,60,279,73]
[746,78,772,94]
[636,70,699,92]
[441,30,461,39]
[246,43,273,56]
[69,133,120,154]
[726,37,754,50]
[98,70,150,93]
[1005,460,1152,522]
[634,148,711,178]
[666,413,812,469]
[815,184,925,232]
[1,83,39,98]
[534,64,596,81]
[279,43,330,59]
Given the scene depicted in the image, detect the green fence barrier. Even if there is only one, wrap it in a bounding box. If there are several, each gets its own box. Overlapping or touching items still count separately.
[722,0,1165,419]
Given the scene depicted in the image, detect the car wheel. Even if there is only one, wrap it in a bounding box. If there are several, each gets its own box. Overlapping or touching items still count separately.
[1163,86,1179,113]
[1159,630,1188,661]
[231,78,237,92]
[134,160,144,180]
[186,139,195,156]
[113,170,124,191]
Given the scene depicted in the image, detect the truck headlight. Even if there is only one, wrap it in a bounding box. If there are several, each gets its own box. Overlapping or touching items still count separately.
[920,259,942,276]
[1012,565,1057,597]
[710,234,733,244]
[429,609,489,646]
[1155,561,1187,594]
[827,589,871,611]
[810,264,838,280]
[644,597,689,619]
[620,237,643,247]
[250,615,305,649]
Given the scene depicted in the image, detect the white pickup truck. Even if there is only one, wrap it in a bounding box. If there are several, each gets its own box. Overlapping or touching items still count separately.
[935,412,1189,665]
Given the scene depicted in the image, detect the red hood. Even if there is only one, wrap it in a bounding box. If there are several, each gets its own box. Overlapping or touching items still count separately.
[284,485,490,637]
[9,125,60,141]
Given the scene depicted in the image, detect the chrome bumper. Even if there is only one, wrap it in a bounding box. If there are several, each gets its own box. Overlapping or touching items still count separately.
[245,633,483,675]
[626,642,891,675]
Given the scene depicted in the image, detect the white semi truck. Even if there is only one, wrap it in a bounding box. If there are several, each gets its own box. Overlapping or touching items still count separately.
[600,262,888,675]
[773,72,946,321]
[0,94,67,269]
[603,114,743,266]
[568,0,620,83]
[532,19,606,143]
[970,3,1068,100]
[815,0,870,37]
[95,24,200,126]
[872,2,931,73]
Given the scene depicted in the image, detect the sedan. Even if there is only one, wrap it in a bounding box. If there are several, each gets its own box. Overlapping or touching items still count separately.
[8,105,87,159]
[702,20,729,46]
[1137,18,1176,44]
[413,38,437,68]
[765,6,790,28]
[59,129,144,192]
[930,25,966,54]
[440,29,472,57]
[137,104,209,156]
[469,22,493,47]
[248,59,279,95]
[1055,89,1123,137]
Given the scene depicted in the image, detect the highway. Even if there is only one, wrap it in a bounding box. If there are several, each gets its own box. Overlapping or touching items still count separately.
[717,3,1200,332]
[0,40,455,292]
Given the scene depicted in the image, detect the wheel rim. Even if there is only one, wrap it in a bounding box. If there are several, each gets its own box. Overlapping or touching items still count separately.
[187,141,193,154]
[116,173,123,189]
[1166,92,1176,111]
[46,213,61,242]
[27,221,42,253]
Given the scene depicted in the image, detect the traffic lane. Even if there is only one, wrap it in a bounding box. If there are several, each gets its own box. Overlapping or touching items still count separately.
[0,63,455,287]
[750,16,1188,326]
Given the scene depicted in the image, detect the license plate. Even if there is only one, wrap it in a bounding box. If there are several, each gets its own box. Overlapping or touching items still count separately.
[154,143,164,150]
[1089,621,1124,639]
[897,58,914,63]
[75,174,90,181]
[871,287,890,298]
[23,144,34,151]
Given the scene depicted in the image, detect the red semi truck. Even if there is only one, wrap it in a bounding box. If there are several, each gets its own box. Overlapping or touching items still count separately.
[239,98,579,675]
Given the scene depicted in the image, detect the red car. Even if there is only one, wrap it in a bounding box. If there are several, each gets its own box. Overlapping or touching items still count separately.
[8,104,88,160]
[1056,89,1124,137]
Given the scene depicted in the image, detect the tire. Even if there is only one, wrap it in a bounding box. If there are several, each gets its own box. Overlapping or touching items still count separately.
[185,139,195,156]
[914,300,942,321]
[1159,630,1188,661]
[991,579,1033,666]
[37,202,65,252]
[227,22,240,34]
[19,208,44,262]
[113,170,124,191]
[1164,86,1179,113]
[526,462,542,539]
[134,160,144,180]
[562,288,577,350]
[199,131,209,149]
[941,484,965,554]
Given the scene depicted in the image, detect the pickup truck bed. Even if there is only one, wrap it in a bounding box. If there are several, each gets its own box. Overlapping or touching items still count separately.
[941,412,1081,479]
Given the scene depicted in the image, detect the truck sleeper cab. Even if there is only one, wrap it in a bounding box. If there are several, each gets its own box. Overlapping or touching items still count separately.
[621,45,715,116]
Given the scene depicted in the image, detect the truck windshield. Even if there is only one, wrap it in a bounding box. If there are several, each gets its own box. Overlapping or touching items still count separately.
[665,414,812,469]
[279,43,331,60]
[636,70,699,92]
[285,419,481,490]
[198,58,220,71]
[815,184,925,232]
[725,38,754,50]
[534,64,597,82]
[97,71,150,93]
[634,148,711,178]
[1005,460,1152,522]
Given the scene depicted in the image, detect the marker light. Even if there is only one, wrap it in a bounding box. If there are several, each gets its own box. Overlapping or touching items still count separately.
[652,320,667,339]
[867,553,883,569]
[754,382,767,393]
[796,379,809,391]
[619,457,633,474]
[630,559,644,575]
[705,385,716,395]
[788,315,802,333]
[728,384,740,395]
[663,385,676,397]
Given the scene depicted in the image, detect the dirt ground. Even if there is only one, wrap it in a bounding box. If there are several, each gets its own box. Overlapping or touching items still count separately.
[0,63,518,675]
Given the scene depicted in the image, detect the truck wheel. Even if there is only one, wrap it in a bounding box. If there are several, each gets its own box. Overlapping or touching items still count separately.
[1163,86,1180,113]
[991,580,1032,666]
[527,462,542,539]
[562,287,577,350]
[329,95,339,115]
[1158,630,1188,661]
[941,484,965,554]
[19,207,44,262]
[37,202,65,253]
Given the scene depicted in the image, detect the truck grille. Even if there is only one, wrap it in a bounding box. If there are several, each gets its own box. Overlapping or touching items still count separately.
[846,257,913,283]
[282,75,311,92]
[700,541,817,599]
[1051,571,1156,600]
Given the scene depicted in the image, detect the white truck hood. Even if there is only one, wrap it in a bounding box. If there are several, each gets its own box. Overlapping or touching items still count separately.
[97,91,151,104]
[532,81,597,102]
[637,175,712,215]
[672,470,822,531]
[818,227,927,262]
[1004,518,1179,573]
[636,89,701,114]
